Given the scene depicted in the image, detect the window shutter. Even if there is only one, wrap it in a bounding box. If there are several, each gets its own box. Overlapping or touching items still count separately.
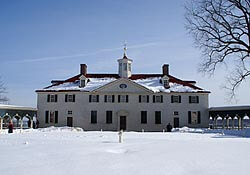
[112,95,115,103]
[179,95,181,103]
[171,95,173,103]
[55,111,58,124]
[97,95,99,102]
[104,95,107,102]
[161,95,163,103]
[139,95,141,103]
[73,94,75,102]
[65,94,68,102]
[189,96,191,103]
[196,96,199,103]
[55,95,58,102]
[45,111,49,123]
[126,95,129,103]
[198,111,201,124]
[147,95,149,103]
[188,111,191,124]
[118,95,120,103]
[47,95,50,102]
[89,95,92,102]
[153,95,155,103]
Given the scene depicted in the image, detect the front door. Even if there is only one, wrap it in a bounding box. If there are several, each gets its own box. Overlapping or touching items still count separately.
[173,117,179,128]
[67,117,73,127]
[120,116,126,131]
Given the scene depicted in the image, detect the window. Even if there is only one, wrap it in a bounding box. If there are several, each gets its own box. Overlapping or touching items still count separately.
[45,111,58,124]
[128,63,131,71]
[173,111,179,116]
[189,96,199,103]
[153,95,163,103]
[89,95,99,103]
[139,95,149,103]
[163,80,169,88]
[141,111,147,124]
[119,63,122,72]
[106,111,112,124]
[118,95,128,103]
[188,111,201,124]
[45,111,49,124]
[123,63,127,71]
[80,79,86,87]
[171,95,181,103]
[91,111,97,124]
[47,94,58,102]
[50,111,54,123]
[65,94,75,102]
[104,95,115,103]
[55,111,58,124]
[68,110,73,115]
[155,111,161,124]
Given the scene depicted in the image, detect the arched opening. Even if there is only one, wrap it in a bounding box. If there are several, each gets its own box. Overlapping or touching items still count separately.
[209,116,214,129]
[22,115,31,129]
[243,114,250,128]
[216,116,223,129]
[12,114,21,128]
[3,114,11,128]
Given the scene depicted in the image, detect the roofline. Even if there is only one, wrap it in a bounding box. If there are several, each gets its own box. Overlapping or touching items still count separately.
[36,89,210,93]
[0,105,37,111]
[210,105,250,111]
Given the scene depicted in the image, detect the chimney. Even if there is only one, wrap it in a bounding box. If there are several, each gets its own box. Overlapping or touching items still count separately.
[162,64,169,76]
[80,64,87,76]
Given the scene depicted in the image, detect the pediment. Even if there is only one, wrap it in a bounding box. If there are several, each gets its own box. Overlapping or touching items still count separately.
[92,78,153,93]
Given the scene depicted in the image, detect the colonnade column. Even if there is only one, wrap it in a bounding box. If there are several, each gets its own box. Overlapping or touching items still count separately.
[0,118,3,133]
[30,119,33,129]
[238,117,241,130]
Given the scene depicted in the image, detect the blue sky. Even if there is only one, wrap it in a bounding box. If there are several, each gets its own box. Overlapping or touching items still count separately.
[0,0,249,107]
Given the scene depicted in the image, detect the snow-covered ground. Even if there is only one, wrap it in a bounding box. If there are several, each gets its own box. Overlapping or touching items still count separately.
[0,127,250,175]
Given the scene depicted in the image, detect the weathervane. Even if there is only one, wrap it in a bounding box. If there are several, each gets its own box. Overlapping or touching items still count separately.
[123,40,127,57]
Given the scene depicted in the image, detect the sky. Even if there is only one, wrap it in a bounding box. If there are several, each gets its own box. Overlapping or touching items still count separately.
[0,0,249,108]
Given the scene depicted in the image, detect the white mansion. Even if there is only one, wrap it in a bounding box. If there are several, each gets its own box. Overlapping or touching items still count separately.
[36,51,210,131]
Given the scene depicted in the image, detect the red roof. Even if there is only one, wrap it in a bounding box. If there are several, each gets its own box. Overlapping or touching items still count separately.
[43,73,206,92]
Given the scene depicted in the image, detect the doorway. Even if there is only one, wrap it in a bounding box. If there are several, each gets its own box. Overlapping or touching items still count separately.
[67,117,73,127]
[120,116,126,131]
[173,117,179,128]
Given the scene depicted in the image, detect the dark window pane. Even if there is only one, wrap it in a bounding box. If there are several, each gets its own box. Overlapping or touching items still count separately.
[155,111,161,124]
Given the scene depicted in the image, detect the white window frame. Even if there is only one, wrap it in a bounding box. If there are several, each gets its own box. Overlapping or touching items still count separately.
[191,111,198,124]
[141,95,148,103]
[190,96,199,103]
[120,95,127,103]
[67,95,74,102]
[106,95,113,103]
[91,95,98,102]
[172,95,180,103]
[155,95,162,103]
[50,95,56,102]
[68,110,73,115]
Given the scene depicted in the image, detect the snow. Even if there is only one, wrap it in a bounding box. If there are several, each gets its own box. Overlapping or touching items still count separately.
[134,77,201,93]
[0,127,250,175]
[43,77,204,93]
[44,78,116,91]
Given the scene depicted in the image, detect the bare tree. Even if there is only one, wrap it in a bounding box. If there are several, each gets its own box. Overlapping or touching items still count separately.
[0,77,8,104]
[185,0,250,98]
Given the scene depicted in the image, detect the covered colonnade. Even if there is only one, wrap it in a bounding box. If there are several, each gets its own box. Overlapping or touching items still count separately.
[209,106,250,129]
[0,104,37,132]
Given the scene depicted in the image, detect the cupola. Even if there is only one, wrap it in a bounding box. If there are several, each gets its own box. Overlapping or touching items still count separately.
[117,43,133,78]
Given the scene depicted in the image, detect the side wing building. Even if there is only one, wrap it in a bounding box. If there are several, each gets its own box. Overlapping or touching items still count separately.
[36,52,210,131]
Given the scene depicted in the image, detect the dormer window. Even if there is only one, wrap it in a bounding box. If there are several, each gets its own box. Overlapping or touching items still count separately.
[79,75,87,88]
[161,75,170,88]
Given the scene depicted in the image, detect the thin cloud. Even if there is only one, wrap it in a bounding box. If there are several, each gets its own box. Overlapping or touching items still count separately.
[12,42,160,63]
